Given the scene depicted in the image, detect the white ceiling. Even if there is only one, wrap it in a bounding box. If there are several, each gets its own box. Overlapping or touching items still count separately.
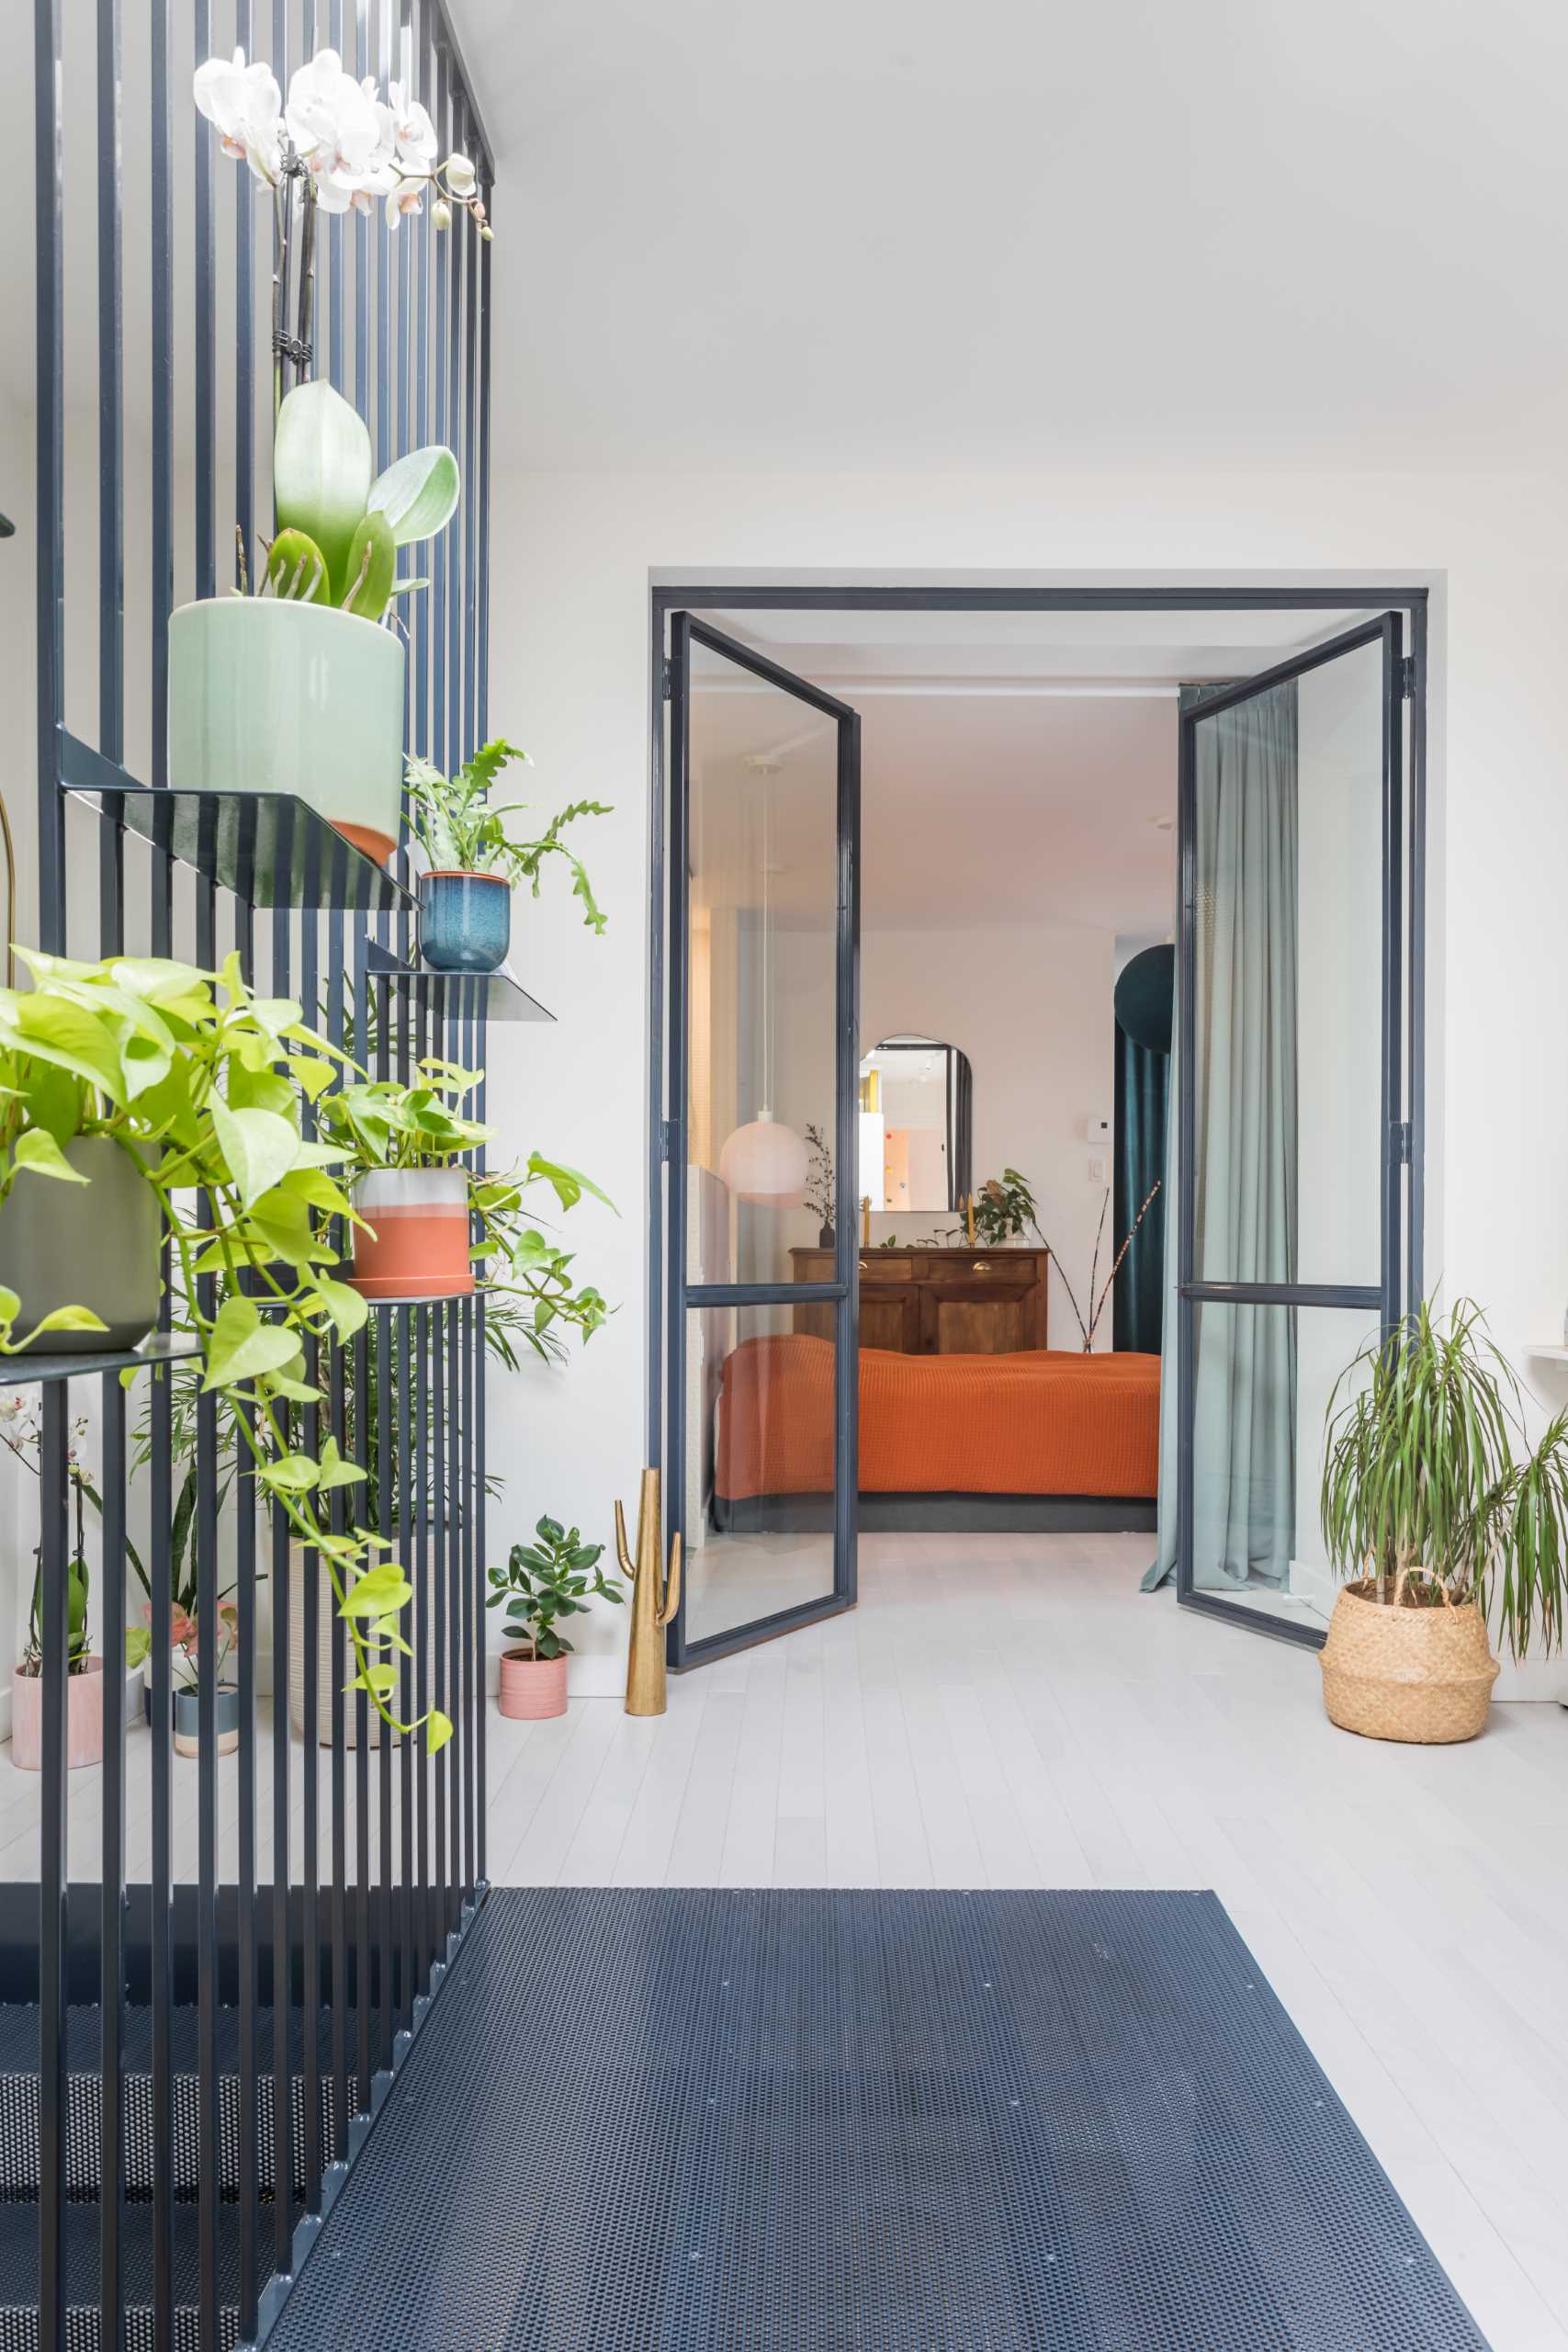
[462,0,1568,472]
[684,605,1247,934]
[683,601,1371,933]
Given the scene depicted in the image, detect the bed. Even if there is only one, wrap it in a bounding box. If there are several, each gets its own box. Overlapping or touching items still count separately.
[713,1335,1160,1534]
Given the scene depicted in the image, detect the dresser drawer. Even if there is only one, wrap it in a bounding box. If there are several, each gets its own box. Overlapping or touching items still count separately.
[856,1255,912,1283]
[912,1255,1029,1283]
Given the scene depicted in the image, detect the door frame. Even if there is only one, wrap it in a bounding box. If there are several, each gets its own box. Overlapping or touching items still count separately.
[1176,613,1407,1650]
[661,614,862,1668]
[649,582,1429,1663]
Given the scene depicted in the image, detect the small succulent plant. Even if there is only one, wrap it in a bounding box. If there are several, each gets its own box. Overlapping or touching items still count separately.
[243,379,458,624]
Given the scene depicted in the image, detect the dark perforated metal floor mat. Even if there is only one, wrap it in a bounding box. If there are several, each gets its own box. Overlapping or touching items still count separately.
[265,1887,1489,2351]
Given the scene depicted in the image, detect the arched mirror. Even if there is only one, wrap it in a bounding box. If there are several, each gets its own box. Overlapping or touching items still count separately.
[858,1035,974,1215]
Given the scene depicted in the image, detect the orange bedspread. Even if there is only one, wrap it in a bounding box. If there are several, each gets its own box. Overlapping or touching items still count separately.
[717,1337,1160,1500]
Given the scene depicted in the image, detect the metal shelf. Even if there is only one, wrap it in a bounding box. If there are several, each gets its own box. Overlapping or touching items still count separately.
[365,941,555,1023]
[0,1330,201,1389]
[62,746,413,914]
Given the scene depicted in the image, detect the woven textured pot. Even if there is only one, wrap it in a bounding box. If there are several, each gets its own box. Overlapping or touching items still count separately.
[497,1649,568,1721]
[11,1658,103,1772]
[1319,1578,1500,1744]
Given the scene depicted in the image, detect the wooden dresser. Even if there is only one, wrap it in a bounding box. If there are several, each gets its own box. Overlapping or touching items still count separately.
[789,1247,1050,1356]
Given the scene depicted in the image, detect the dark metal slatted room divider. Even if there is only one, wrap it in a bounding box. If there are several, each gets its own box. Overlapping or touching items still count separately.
[27,3,495,2344]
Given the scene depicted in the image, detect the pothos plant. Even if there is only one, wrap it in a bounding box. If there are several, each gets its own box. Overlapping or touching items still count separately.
[316,1059,614,1359]
[0,948,451,1750]
[402,741,612,933]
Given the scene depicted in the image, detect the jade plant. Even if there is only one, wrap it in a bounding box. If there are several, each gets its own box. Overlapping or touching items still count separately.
[402,741,611,932]
[0,947,451,1748]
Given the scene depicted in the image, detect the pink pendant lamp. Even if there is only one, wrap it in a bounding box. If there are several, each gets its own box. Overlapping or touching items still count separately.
[718,756,807,1206]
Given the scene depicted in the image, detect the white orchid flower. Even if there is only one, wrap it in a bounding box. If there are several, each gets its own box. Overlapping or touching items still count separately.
[193,48,284,186]
[385,83,437,172]
[442,153,478,199]
[433,198,452,232]
[385,186,424,230]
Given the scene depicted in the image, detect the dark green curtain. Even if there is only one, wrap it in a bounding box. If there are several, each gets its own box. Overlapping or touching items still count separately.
[1113,1025,1168,1352]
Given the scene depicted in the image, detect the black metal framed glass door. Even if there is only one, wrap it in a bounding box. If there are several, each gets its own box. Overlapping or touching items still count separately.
[664,615,861,1666]
[1177,614,1407,1645]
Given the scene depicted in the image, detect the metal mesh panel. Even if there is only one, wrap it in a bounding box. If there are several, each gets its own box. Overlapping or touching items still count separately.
[265,1888,1489,2351]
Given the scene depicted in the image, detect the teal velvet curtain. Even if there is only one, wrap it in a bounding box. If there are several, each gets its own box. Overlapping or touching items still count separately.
[1112,1026,1168,1353]
[1145,680,1299,1593]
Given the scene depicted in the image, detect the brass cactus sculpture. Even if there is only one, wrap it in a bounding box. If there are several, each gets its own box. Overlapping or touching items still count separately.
[615,1468,682,1717]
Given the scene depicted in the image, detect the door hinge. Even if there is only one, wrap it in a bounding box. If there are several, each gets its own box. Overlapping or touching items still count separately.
[659,1118,675,1162]
[1398,654,1416,699]
[660,661,673,703]
[1393,1120,1413,1164]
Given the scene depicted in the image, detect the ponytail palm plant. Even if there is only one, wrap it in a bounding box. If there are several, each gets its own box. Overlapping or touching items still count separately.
[1321,1298,1568,1659]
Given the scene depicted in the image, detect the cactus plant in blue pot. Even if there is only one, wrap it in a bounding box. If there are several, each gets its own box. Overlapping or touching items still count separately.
[404,739,611,975]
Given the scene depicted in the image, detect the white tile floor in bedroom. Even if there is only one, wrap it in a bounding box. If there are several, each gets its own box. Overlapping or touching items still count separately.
[490,1531,1568,2352]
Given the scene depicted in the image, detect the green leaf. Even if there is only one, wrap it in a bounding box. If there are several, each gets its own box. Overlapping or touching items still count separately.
[13,1128,92,1183]
[273,380,373,602]
[366,444,460,547]
[424,1709,454,1754]
[313,1278,369,1340]
[261,1453,321,1493]
[210,1098,299,1210]
[202,1296,301,1392]
[124,1626,152,1670]
[339,507,397,622]
[339,1566,412,1619]
[263,526,331,605]
[4,1303,110,1349]
[316,1435,367,1490]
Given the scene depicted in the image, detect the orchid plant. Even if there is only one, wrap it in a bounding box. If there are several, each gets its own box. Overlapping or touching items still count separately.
[195,45,489,428]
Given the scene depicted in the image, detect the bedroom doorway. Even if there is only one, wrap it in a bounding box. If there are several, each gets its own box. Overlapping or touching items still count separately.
[651,586,1427,1670]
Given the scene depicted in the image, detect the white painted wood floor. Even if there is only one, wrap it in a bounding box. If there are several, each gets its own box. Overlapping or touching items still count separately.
[489,1532,1568,2352]
[3,1532,1563,2347]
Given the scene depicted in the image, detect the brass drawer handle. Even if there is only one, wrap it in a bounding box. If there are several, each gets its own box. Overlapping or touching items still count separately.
[972,1261,992,1275]
[858,1259,868,1274]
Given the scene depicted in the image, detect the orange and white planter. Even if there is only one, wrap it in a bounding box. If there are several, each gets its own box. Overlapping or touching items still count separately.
[349,1169,475,1302]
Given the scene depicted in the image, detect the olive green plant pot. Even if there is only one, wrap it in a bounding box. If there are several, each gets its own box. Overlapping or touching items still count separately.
[0,1136,159,1352]
[168,597,405,865]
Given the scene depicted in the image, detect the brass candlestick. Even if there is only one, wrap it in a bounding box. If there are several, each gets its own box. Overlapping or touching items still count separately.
[615,1468,682,1717]
[861,1193,872,1247]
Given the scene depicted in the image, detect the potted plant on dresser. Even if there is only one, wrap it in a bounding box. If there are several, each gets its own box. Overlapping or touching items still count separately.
[1318,1298,1568,1743]
[487,1516,624,1720]
[403,738,610,975]
[180,43,490,865]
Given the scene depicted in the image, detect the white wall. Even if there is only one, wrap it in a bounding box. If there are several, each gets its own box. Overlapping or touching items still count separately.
[479,454,1568,1696]
[861,923,1115,1345]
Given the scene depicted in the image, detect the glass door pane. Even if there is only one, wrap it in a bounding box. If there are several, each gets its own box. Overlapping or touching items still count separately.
[1179,615,1404,1644]
[667,616,860,1663]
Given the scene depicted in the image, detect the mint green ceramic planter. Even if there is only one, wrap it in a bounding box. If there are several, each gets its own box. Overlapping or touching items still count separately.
[168,599,405,863]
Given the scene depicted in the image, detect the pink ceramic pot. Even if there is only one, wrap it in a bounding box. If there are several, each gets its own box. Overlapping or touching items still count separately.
[497,1649,569,1721]
[11,1657,104,1772]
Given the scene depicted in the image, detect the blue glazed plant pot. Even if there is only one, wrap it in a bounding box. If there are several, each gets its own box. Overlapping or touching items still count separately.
[419,868,511,974]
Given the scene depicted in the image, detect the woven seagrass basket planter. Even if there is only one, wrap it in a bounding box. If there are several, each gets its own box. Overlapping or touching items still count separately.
[1319,1577,1500,1745]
